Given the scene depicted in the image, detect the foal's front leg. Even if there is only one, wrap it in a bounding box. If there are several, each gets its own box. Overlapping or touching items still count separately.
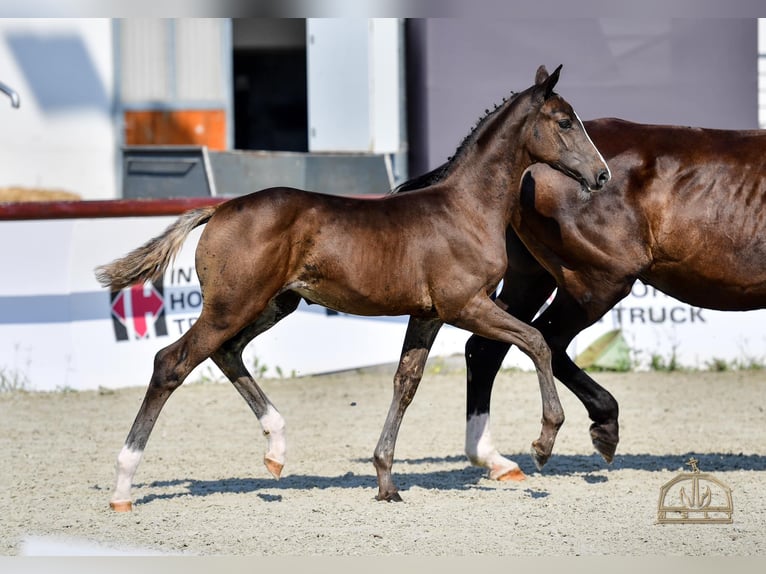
[464,270,556,480]
[373,317,442,502]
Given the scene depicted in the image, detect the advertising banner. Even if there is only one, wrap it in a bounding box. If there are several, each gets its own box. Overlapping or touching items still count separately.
[0,216,476,391]
[2,215,766,392]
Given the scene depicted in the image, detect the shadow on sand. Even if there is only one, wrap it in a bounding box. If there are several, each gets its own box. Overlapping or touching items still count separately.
[127,451,765,507]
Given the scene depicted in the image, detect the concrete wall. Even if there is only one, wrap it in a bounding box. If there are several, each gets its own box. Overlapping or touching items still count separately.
[406,19,758,176]
[3,18,758,199]
[0,19,118,199]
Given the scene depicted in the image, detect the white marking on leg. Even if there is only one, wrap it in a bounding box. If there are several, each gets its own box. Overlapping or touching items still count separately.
[111,445,143,504]
[260,405,286,465]
[465,413,520,479]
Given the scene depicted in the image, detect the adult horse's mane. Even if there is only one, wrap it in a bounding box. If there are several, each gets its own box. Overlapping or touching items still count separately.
[391,92,520,194]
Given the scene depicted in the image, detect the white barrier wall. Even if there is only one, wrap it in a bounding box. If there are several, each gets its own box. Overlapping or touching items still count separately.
[572,285,766,370]
[0,215,480,391]
[3,214,766,392]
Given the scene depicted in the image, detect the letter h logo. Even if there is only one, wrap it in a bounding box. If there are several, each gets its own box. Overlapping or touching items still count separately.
[109,280,168,341]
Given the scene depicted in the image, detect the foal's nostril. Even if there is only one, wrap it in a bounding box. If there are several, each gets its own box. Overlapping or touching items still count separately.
[596,168,610,187]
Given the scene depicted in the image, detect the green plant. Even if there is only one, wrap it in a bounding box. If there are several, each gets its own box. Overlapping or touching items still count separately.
[427,357,445,375]
[584,355,633,373]
[271,364,296,379]
[732,352,765,370]
[0,367,30,393]
[1,344,32,392]
[649,344,681,372]
[735,357,765,370]
[705,358,730,372]
[251,356,269,379]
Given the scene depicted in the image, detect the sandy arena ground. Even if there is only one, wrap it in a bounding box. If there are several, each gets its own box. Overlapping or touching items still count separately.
[1,364,764,557]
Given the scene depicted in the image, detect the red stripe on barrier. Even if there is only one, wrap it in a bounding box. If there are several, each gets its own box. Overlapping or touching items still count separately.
[0,194,386,221]
[0,197,229,221]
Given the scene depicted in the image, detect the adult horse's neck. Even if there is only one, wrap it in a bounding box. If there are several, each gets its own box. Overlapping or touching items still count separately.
[438,93,532,227]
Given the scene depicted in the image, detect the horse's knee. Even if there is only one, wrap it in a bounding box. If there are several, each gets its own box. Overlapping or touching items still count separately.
[150,345,187,391]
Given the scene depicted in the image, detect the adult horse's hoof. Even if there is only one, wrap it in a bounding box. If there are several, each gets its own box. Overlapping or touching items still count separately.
[592,438,617,463]
[264,456,284,479]
[109,500,133,512]
[491,466,526,482]
[590,422,618,463]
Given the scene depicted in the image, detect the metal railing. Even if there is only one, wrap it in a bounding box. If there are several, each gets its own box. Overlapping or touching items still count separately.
[0,81,20,108]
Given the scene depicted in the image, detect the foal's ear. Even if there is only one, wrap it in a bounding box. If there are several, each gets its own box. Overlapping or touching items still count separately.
[535,65,549,85]
[534,64,562,101]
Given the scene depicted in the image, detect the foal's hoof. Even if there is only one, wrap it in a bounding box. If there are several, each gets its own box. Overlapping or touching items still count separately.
[376,490,403,502]
[109,500,133,512]
[264,456,284,479]
[491,466,526,482]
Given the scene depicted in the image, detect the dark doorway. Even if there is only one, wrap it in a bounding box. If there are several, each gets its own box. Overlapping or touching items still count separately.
[232,19,308,152]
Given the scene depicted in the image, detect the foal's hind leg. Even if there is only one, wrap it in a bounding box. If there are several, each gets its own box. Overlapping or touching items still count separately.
[453,295,564,472]
[210,292,301,479]
[373,317,442,502]
[110,311,242,511]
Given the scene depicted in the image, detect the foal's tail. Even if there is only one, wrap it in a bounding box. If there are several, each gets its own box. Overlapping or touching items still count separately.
[94,205,219,291]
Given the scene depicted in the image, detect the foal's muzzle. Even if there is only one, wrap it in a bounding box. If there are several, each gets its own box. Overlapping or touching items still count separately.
[582,167,610,193]
[596,168,610,189]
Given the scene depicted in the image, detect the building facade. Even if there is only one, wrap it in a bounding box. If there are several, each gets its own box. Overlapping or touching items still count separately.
[0,18,760,200]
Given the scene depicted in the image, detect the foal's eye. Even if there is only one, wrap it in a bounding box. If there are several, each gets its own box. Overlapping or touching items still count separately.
[558,119,572,129]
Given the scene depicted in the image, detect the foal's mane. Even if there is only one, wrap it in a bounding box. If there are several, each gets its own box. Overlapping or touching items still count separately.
[391,90,521,194]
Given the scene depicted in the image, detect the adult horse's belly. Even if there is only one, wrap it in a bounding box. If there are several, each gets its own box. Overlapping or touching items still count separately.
[645,256,766,311]
[645,192,766,310]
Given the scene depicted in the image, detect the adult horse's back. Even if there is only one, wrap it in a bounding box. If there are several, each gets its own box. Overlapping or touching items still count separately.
[462,117,766,475]
[96,65,609,510]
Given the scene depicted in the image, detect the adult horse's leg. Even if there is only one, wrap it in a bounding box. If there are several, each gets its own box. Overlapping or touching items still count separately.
[454,294,564,472]
[464,270,557,479]
[210,291,302,479]
[110,309,243,511]
[531,290,620,461]
[374,317,442,502]
[464,283,622,473]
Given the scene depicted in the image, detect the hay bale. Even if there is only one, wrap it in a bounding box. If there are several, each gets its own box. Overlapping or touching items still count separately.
[0,187,81,203]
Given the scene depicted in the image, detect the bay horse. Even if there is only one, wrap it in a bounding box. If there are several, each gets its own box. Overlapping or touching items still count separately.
[447,117,766,479]
[96,65,609,510]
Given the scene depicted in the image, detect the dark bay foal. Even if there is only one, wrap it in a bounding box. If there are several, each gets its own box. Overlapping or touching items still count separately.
[96,65,609,510]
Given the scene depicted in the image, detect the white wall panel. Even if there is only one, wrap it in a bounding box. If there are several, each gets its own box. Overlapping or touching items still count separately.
[307,18,403,153]
[0,18,118,199]
[120,18,170,102]
[176,18,227,102]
